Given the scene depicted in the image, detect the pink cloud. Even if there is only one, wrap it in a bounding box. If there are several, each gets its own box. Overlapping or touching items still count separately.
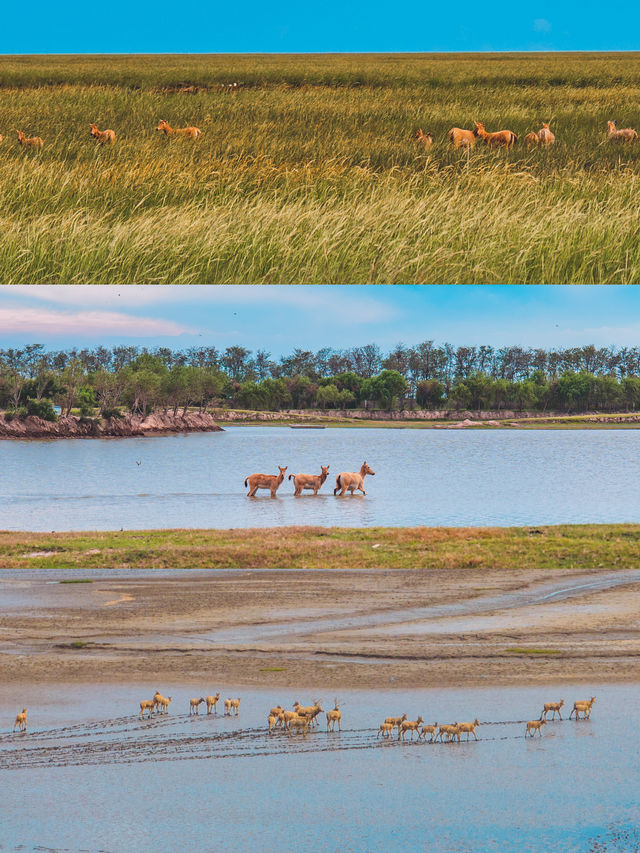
[0,308,192,337]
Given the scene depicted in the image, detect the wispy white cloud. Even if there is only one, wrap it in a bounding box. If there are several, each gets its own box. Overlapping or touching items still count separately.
[0,308,192,337]
[1,285,399,325]
[533,18,551,32]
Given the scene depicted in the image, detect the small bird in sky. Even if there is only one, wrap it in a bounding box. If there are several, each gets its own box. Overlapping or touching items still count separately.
[136,460,141,466]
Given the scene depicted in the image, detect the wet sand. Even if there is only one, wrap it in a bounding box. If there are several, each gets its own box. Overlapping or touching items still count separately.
[3,566,640,689]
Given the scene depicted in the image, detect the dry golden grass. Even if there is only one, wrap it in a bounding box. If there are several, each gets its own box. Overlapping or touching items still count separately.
[1,53,640,281]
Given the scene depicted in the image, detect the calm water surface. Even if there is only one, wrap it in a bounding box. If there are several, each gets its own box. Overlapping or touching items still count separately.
[0,683,638,852]
[1,426,640,530]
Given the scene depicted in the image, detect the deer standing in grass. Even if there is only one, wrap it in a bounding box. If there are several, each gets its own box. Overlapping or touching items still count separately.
[414,129,433,150]
[448,127,476,148]
[334,462,375,496]
[90,123,116,144]
[245,466,287,497]
[16,130,43,149]
[474,122,517,148]
[13,709,27,732]
[289,465,330,496]
[156,119,201,139]
[607,121,638,142]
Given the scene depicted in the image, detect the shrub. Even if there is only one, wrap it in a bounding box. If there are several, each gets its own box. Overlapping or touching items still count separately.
[26,398,58,421]
[100,407,123,419]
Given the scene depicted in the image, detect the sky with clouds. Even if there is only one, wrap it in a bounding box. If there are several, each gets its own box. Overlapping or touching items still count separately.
[1,0,636,52]
[2,285,640,357]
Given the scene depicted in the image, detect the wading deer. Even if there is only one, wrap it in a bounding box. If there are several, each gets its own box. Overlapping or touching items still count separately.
[569,697,596,720]
[399,716,424,741]
[13,709,27,732]
[378,722,394,738]
[326,699,342,732]
[189,697,206,715]
[289,465,330,496]
[156,119,201,139]
[474,122,517,148]
[206,693,221,714]
[418,722,438,742]
[526,719,545,737]
[90,123,116,144]
[457,719,480,741]
[334,462,375,496]
[245,466,287,497]
[139,699,155,719]
[384,714,407,732]
[541,700,564,721]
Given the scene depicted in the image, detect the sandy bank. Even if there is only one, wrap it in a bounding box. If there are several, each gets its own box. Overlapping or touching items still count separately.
[2,566,640,690]
[0,412,223,440]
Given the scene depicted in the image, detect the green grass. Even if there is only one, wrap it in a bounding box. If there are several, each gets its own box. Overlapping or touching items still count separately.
[59,578,93,583]
[2,52,640,282]
[2,523,640,568]
[69,641,87,648]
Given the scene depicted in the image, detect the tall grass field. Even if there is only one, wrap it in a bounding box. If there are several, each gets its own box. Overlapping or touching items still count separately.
[1,52,640,283]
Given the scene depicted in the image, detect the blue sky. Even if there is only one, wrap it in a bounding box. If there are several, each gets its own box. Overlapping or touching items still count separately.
[1,1,638,52]
[1,285,640,356]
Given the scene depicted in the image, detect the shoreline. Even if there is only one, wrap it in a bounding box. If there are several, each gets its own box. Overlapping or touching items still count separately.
[2,563,639,690]
[1,409,640,440]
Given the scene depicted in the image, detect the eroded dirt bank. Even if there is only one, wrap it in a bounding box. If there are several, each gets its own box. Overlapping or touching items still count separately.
[0,411,223,439]
[2,567,640,689]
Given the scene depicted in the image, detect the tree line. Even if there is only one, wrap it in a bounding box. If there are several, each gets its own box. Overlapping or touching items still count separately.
[2,343,640,419]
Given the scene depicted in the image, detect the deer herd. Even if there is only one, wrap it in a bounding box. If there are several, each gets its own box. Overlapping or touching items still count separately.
[244,462,375,497]
[3,119,637,154]
[10,696,596,744]
[414,121,638,150]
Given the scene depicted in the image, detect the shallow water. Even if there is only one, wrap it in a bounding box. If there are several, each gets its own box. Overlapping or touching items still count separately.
[1,683,638,852]
[2,426,640,531]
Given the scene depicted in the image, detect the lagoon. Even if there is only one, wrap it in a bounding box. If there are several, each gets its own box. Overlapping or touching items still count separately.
[1,426,640,531]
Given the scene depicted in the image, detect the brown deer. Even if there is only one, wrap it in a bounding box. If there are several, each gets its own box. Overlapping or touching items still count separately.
[289,465,330,495]
[474,122,517,148]
[334,462,375,496]
[448,127,476,149]
[156,119,201,139]
[414,129,433,150]
[607,121,638,142]
[90,123,116,144]
[245,466,287,497]
[16,130,43,149]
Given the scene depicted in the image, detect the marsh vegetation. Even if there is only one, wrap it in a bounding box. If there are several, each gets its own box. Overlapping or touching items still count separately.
[1,53,640,282]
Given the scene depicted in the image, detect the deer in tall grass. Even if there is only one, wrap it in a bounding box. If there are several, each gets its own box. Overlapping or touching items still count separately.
[16,130,43,149]
[474,122,517,148]
[607,121,638,142]
[289,465,330,495]
[414,129,433,150]
[448,127,476,148]
[90,123,116,144]
[334,462,375,496]
[156,119,201,139]
[245,466,287,497]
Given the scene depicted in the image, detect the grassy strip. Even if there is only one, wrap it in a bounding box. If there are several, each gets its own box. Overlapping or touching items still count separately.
[1,524,639,569]
[1,53,640,282]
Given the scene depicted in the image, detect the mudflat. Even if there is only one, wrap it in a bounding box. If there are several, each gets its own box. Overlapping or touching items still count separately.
[3,566,640,689]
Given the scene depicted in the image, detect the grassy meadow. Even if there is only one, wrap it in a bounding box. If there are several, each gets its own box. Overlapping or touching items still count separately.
[1,52,640,283]
[2,524,640,568]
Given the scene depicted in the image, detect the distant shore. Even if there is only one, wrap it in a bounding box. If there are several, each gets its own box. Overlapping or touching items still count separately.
[2,409,640,440]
